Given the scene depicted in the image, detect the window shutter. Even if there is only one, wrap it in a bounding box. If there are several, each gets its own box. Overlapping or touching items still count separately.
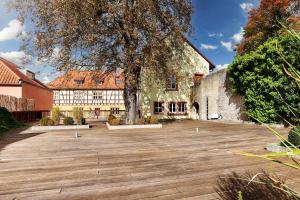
[184,103,187,113]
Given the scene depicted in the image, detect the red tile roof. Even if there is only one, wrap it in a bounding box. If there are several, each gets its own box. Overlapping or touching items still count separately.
[0,57,49,89]
[47,70,124,90]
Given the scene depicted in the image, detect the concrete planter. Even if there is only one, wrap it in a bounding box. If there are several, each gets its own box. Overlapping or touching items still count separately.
[106,122,162,130]
[266,143,300,159]
[266,143,288,153]
[31,124,90,131]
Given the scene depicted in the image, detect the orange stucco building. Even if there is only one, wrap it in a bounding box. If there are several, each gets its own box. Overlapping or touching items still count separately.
[0,57,53,111]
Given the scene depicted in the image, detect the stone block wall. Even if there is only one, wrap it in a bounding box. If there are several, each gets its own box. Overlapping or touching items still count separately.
[194,69,247,121]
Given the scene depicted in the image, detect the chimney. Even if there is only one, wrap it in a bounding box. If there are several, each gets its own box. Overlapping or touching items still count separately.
[26,70,35,80]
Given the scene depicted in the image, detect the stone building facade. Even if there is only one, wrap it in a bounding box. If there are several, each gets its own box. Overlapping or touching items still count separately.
[193,68,247,121]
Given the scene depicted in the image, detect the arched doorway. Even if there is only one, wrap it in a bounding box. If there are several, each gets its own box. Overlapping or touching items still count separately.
[191,102,200,120]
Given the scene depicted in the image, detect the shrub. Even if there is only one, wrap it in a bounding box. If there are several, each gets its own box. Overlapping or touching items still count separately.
[108,114,116,122]
[73,107,83,124]
[288,126,300,147]
[0,107,19,128]
[216,170,295,200]
[137,118,146,124]
[110,118,121,125]
[40,117,54,126]
[63,117,74,125]
[147,116,158,124]
[80,117,86,125]
[51,107,60,125]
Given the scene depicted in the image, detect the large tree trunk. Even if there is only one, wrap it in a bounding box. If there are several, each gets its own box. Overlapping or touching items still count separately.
[124,70,140,125]
[124,86,137,125]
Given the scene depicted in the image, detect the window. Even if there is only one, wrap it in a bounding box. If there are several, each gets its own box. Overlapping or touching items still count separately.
[95,80,104,85]
[154,102,164,114]
[166,75,177,90]
[169,102,176,113]
[73,91,85,100]
[178,102,187,113]
[54,91,60,100]
[74,79,84,85]
[93,91,103,99]
[111,107,120,115]
[115,78,121,85]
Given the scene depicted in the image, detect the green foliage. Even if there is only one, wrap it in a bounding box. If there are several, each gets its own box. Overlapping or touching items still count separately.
[238,191,243,200]
[288,126,300,147]
[51,107,60,125]
[228,34,300,124]
[63,117,74,125]
[72,107,83,124]
[80,118,86,125]
[40,117,55,126]
[0,107,21,135]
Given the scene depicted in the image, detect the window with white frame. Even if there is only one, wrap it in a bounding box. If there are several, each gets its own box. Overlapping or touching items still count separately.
[166,75,177,90]
[95,80,104,85]
[73,91,85,100]
[54,91,60,100]
[111,107,120,114]
[168,102,176,113]
[178,102,187,113]
[154,102,164,114]
[93,91,103,99]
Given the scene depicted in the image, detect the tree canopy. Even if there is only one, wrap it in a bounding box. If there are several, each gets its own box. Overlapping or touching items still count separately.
[10,0,193,123]
[228,34,300,124]
[237,0,299,55]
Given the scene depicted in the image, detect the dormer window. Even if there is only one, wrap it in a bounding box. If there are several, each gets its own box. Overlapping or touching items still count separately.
[95,80,104,85]
[74,79,84,85]
[166,75,177,91]
[115,77,121,85]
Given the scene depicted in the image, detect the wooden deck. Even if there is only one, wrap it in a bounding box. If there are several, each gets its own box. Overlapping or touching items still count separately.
[0,120,299,200]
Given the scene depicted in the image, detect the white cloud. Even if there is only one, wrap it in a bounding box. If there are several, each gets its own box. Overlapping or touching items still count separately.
[216,64,229,69]
[0,19,26,42]
[200,43,218,50]
[232,27,244,43]
[0,51,32,65]
[221,41,233,52]
[208,33,223,38]
[240,3,254,13]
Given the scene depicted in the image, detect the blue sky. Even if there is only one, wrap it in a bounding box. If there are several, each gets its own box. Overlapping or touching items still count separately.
[0,0,259,83]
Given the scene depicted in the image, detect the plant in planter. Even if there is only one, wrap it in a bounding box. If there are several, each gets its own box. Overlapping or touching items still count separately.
[80,117,86,125]
[72,107,83,124]
[40,117,55,126]
[147,116,158,124]
[51,107,60,125]
[63,117,74,125]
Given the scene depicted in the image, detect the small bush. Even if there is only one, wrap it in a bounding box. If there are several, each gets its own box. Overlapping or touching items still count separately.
[110,118,121,125]
[63,117,74,125]
[288,126,300,147]
[108,114,116,122]
[80,117,86,125]
[73,107,83,124]
[0,107,19,129]
[40,117,54,126]
[147,116,158,124]
[137,118,146,124]
[51,107,60,125]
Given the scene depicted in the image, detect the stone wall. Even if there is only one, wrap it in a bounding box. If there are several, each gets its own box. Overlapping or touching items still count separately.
[194,69,247,121]
[0,94,35,112]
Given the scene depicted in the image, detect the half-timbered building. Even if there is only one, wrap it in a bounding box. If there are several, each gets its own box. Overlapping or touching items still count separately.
[48,71,124,120]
